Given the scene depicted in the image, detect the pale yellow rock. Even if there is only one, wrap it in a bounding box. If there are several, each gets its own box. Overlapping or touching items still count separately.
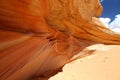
[49,45,120,80]
[0,0,120,80]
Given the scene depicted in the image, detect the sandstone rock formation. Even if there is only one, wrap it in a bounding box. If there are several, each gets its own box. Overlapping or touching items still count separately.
[49,44,120,80]
[0,0,120,80]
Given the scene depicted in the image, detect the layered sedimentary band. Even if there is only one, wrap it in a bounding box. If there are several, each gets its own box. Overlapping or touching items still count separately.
[0,0,120,80]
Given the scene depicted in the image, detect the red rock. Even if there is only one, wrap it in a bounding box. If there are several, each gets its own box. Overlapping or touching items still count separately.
[0,0,120,80]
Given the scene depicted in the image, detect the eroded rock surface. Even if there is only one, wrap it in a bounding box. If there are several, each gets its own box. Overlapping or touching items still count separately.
[0,0,120,80]
[49,45,120,80]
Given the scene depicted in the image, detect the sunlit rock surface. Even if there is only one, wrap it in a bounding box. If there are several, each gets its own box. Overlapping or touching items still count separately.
[0,0,120,80]
[50,44,120,80]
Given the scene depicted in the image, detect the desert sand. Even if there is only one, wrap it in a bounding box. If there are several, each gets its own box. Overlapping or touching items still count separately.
[49,44,120,80]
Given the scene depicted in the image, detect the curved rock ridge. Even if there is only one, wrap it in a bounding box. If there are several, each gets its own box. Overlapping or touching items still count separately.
[0,0,120,80]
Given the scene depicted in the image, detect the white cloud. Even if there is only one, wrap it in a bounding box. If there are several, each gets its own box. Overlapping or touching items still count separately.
[109,14,120,29]
[99,14,120,33]
[99,17,111,28]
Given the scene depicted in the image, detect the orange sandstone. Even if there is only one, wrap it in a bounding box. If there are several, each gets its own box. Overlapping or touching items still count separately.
[0,0,120,80]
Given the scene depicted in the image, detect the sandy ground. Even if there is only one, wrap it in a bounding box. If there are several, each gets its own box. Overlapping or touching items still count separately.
[49,44,120,80]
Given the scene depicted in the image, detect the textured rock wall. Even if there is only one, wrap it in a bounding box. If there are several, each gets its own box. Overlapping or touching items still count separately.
[0,0,120,80]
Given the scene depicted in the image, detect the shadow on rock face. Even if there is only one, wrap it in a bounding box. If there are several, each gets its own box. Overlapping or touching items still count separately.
[0,0,120,80]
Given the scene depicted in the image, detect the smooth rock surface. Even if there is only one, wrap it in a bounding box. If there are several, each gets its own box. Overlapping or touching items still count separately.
[50,44,120,80]
[0,0,120,80]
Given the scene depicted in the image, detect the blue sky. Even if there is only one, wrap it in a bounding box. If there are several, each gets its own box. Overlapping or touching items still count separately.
[100,0,120,33]
[100,0,120,21]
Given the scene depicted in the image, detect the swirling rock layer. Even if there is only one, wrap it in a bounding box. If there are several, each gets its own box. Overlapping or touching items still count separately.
[0,0,120,80]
